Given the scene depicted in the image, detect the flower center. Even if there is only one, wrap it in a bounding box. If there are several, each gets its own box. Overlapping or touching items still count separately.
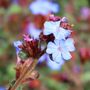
[58,47,61,51]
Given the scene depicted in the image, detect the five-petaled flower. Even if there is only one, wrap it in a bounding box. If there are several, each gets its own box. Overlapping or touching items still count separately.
[46,38,75,63]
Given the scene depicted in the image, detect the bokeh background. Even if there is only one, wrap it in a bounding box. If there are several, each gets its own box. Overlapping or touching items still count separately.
[0,0,90,90]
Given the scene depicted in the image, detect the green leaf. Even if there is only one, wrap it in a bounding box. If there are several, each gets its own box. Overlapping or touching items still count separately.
[81,72,90,83]
[18,51,28,60]
[17,86,23,90]
[7,4,22,15]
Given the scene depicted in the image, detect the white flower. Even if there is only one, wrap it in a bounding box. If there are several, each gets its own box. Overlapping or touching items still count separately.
[29,0,59,15]
[13,41,22,54]
[28,23,41,39]
[46,38,75,63]
[43,19,71,40]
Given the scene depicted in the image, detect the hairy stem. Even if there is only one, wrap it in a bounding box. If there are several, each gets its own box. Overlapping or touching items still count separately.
[9,58,38,90]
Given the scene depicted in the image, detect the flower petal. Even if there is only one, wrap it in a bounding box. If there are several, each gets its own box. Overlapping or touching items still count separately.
[46,42,58,54]
[13,41,22,47]
[28,24,41,39]
[54,39,60,46]
[13,41,22,54]
[47,58,64,70]
[43,21,60,35]
[44,21,55,31]
[55,52,64,64]
[54,27,71,40]
[47,42,57,48]
[60,28,71,37]
[52,51,59,60]
[46,48,56,54]
[38,54,47,63]
[65,38,75,52]
[61,50,72,60]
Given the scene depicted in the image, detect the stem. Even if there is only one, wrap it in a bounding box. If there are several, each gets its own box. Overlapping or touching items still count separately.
[10,58,38,90]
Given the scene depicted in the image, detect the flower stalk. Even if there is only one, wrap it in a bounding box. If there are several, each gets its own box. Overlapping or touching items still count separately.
[9,58,38,90]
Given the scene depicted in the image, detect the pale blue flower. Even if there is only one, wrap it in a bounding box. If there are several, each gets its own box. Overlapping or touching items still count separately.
[46,38,75,63]
[38,53,64,70]
[13,41,22,54]
[43,19,71,40]
[29,0,59,15]
[38,54,48,63]
[46,57,64,70]
[28,23,41,39]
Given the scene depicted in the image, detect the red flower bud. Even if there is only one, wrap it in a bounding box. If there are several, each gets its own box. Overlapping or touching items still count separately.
[19,34,42,58]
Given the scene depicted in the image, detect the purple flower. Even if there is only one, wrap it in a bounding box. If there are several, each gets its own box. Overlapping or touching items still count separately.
[23,34,32,41]
[81,7,90,20]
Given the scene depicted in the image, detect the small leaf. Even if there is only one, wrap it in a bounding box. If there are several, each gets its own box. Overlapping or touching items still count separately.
[18,51,28,60]
[17,86,23,90]
[81,72,90,83]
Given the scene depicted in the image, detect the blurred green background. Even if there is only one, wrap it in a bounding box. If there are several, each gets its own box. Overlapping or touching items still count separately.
[0,0,90,90]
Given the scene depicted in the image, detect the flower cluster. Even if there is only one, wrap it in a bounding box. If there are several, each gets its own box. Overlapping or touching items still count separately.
[14,15,75,70]
[12,15,75,90]
[28,0,59,41]
[43,15,75,65]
